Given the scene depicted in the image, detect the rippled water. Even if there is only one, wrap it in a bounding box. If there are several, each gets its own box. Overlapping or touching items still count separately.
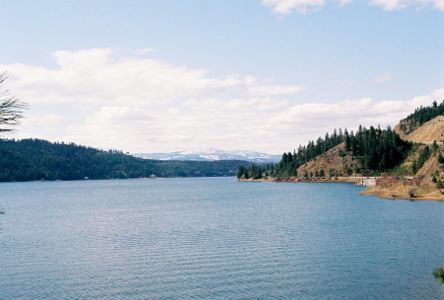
[1,177,444,299]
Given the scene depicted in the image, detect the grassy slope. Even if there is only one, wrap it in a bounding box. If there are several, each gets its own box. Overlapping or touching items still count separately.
[394,115,444,143]
[296,142,361,179]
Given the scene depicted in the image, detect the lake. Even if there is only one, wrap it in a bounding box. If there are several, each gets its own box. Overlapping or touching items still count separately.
[1,177,443,299]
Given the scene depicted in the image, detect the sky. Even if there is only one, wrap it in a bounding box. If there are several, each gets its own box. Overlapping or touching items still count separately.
[1,0,443,155]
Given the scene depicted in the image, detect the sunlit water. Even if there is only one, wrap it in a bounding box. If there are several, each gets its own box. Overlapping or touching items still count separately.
[1,177,443,299]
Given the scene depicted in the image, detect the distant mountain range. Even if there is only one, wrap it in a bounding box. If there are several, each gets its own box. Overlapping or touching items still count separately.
[132,148,282,163]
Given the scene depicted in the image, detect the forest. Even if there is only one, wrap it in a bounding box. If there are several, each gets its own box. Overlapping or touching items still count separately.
[237,126,412,179]
[237,128,345,179]
[0,138,250,182]
[342,125,411,170]
[400,100,444,132]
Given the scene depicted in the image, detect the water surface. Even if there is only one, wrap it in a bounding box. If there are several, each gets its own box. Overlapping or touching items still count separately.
[1,178,443,299]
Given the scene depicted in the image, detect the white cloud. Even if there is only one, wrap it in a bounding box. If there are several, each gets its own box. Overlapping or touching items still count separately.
[372,73,392,84]
[25,87,444,154]
[339,0,354,5]
[4,48,444,154]
[262,0,444,13]
[269,88,444,137]
[369,0,444,10]
[133,48,156,55]
[60,97,292,153]
[23,114,66,126]
[1,48,244,106]
[262,0,327,14]
[341,80,357,86]
[245,76,258,85]
[368,0,407,10]
[3,48,305,153]
[1,48,304,110]
[247,84,305,96]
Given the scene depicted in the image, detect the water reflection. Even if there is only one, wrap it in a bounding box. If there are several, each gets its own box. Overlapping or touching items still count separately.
[0,207,4,233]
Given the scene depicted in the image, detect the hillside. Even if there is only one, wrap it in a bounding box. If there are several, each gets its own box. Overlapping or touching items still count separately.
[0,139,250,182]
[415,151,440,178]
[394,115,444,143]
[295,130,444,181]
[296,142,360,179]
[235,101,444,199]
[274,126,409,179]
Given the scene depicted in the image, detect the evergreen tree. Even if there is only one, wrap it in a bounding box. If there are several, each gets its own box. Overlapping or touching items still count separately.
[412,159,418,174]
[237,165,244,179]
[438,153,444,164]
[345,134,351,151]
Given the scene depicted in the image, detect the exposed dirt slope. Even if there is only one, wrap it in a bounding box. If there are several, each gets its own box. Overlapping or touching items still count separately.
[394,120,409,140]
[392,143,443,179]
[394,115,444,143]
[296,142,362,179]
[416,153,440,178]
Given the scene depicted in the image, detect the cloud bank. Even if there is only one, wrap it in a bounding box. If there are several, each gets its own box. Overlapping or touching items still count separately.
[261,0,444,14]
[2,48,443,154]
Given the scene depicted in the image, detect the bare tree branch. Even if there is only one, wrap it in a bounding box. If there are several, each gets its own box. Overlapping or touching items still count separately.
[0,71,27,132]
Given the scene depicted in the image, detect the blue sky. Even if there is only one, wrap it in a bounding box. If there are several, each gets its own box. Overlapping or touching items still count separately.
[1,0,443,154]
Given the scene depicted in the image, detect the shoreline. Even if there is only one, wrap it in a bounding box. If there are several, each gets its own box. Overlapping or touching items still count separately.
[238,177,444,201]
[358,182,444,201]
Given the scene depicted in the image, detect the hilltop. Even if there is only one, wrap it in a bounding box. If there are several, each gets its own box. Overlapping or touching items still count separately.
[394,115,444,143]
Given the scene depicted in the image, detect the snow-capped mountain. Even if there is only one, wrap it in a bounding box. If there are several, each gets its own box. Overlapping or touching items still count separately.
[132,148,282,163]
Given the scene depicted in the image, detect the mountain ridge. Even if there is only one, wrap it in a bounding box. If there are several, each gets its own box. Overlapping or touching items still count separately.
[132,148,282,163]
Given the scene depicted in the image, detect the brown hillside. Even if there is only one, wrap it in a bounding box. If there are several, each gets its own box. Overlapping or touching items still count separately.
[415,154,440,178]
[394,120,409,140]
[387,142,444,179]
[297,142,362,178]
[394,115,444,143]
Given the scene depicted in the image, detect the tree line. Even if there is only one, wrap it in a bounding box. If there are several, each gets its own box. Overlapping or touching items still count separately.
[237,128,345,179]
[400,100,444,132]
[343,125,410,171]
[236,163,275,180]
[237,126,412,180]
[0,138,250,182]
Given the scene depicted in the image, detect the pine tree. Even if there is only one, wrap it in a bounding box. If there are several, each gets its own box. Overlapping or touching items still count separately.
[237,165,244,179]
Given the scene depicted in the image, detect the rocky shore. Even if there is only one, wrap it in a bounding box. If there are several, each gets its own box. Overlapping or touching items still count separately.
[240,177,444,201]
[358,181,444,200]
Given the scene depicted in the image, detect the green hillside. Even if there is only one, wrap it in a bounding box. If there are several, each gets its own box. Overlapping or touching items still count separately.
[0,138,250,182]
